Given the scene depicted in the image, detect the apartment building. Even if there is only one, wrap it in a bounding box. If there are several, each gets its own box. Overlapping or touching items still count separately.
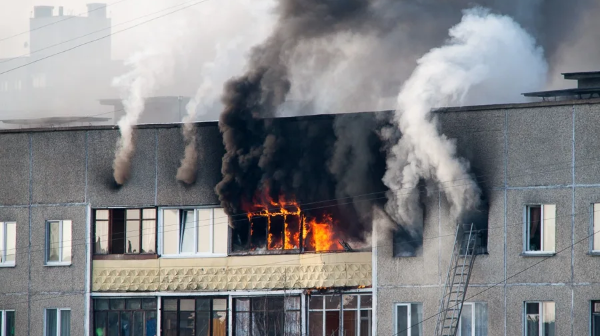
[376,72,600,336]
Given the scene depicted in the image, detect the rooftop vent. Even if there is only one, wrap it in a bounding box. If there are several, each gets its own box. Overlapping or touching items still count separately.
[33,6,54,18]
[523,71,600,101]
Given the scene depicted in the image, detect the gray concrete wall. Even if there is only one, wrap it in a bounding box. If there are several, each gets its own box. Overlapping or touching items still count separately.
[376,102,600,336]
[0,123,223,336]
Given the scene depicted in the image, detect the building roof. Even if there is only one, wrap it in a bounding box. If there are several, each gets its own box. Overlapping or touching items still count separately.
[562,71,600,80]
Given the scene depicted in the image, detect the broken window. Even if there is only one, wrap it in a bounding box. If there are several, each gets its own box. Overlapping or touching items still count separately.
[162,298,227,336]
[0,222,16,265]
[524,302,555,336]
[46,220,72,265]
[233,296,300,336]
[93,209,156,255]
[457,302,487,336]
[309,294,372,336]
[592,301,600,336]
[394,302,422,336]
[525,205,555,253]
[161,208,228,256]
[94,298,157,336]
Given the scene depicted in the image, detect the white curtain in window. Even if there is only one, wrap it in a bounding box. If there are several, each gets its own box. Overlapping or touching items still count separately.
[460,304,473,336]
[543,205,556,252]
[163,210,179,255]
[61,221,72,263]
[474,303,487,336]
[142,220,156,253]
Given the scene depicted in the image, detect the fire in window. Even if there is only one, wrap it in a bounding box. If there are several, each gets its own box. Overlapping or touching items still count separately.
[94,208,156,255]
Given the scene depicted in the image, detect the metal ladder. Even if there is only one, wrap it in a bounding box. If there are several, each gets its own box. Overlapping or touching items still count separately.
[434,223,480,336]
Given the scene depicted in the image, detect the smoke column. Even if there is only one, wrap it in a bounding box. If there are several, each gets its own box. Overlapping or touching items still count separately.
[112,26,184,185]
[384,8,547,229]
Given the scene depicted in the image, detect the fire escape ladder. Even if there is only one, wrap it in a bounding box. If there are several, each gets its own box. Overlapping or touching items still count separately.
[434,222,480,336]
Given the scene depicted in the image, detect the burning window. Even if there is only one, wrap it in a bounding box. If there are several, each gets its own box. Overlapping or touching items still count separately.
[525,205,555,253]
[308,294,372,336]
[231,196,344,254]
[93,208,156,255]
[161,208,228,256]
[233,296,300,336]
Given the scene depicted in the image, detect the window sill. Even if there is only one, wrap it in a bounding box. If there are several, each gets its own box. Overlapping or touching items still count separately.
[159,254,227,259]
[0,263,16,268]
[93,254,158,260]
[44,262,72,267]
[520,252,556,257]
[587,251,600,256]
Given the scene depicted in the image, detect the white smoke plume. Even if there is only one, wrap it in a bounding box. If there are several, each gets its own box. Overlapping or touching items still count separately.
[112,22,185,185]
[384,8,547,229]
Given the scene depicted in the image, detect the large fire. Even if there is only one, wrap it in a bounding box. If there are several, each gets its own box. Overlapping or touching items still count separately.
[244,191,343,252]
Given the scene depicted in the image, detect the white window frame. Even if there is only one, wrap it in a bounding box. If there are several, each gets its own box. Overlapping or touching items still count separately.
[308,294,372,336]
[0,310,15,336]
[523,301,555,336]
[45,220,71,266]
[0,222,16,267]
[158,207,227,258]
[44,308,70,336]
[457,302,487,336]
[394,302,422,336]
[524,204,556,254]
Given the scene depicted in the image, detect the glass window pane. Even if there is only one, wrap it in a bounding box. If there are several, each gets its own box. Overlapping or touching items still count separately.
[196,311,210,336]
[60,310,70,336]
[325,311,340,336]
[361,295,372,309]
[145,311,157,336]
[46,309,58,336]
[126,220,140,254]
[343,295,358,309]
[48,222,60,262]
[61,221,72,263]
[6,311,15,336]
[543,205,556,252]
[343,310,357,336]
[285,296,301,311]
[180,210,195,253]
[0,223,4,263]
[162,312,177,336]
[528,206,542,251]
[527,302,540,314]
[179,312,195,336]
[95,299,109,311]
[141,220,156,254]
[543,302,555,336]
[95,210,109,220]
[213,311,227,336]
[396,305,408,336]
[143,209,156,220]
[107,312,119,336]
[180,300,195,311]
[475,303,488,336]
[460,304,473,336]
[196,299,210,311]
[5,223,15,263]
[410,304,422,336]
[360,310,372,336]
[236,299,250,312]
[142,298,157,310]
[213,299,227,311]
[594,204,600,250]
[526,302,540,336]
[133,312,143,336]
[126,299,141,310]
[120,312,130,336]
[110,299,125,310]
[94,312,107,336]
[95,221,109,254]
[325,295,341,310]
[126,210,140,220]
[213,208,229,255]
[163,299,178,312]
[163,210,179,255]
[309,311,323,336]
[285,311,301,336]
[268,297,284,311]
[235,312,250,336]
[309,296,323,310]
[197,209,211,253]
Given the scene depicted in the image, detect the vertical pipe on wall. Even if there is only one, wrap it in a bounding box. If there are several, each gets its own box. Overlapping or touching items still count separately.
[371,223,378,336]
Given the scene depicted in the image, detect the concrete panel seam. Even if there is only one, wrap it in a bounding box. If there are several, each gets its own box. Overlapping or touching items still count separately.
[27,133,32,336]
[571,104,575,336]
[504,109,508,336]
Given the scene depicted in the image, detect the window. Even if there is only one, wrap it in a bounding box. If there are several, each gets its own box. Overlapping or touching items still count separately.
[0,310,15,336]
[591,204,600,252]
[394,303,422,336]
[592,301,600,336]
[524,302,555,336]
[94,298,157,336]
[525,205,555,253]
[45,309,70,336]
[94,209,156,255]
[309,294,372,336]
[0,222,16,266]
[161,208,228,256]
[457,303,487,336]
[233,296,299,336]
[162,297,227,336]
[45,220,72,265]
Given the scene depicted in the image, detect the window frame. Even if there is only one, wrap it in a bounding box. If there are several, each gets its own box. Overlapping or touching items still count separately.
[456,302,487,336]
[92,208,157,257]
[590,204,600,254]
[44,308,70,336]
[45,220,72,266]
[162,297,228,336]
[158,207,228,258]
[523,204,556,255]
[93,297,158,336]
[0,310,15,336]
[308,293,373,336]
[394,302,422,336]
[523,301,555,336]
[592,300,600,336]
[0,222,16,267]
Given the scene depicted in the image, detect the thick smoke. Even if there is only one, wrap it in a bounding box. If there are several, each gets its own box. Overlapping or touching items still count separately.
[112,24,184,185]
[383,8,547,229]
